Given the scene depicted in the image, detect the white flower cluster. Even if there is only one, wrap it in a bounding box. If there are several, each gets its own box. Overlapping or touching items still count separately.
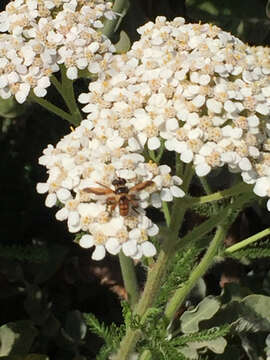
[37,120,185,260]
[0,0,115,103]
[78,16,270,210]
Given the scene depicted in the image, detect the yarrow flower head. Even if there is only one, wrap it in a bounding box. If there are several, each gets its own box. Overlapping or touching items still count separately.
[37,120,185,260]
[0,0,116,102]
[78,16,270,210]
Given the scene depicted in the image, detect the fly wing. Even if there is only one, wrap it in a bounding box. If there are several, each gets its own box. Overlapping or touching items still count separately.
[129,180,154,194]
[83,187,113,195]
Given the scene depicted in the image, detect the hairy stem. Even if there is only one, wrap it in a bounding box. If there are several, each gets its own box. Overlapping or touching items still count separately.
[119,251,140,309]
[139,350,152,360]
[162,202,171,227]
[187,182,252,206]
[111,165,193,360]
[164,192,254,322]
[224,227,270,254]
[164,222,229,322]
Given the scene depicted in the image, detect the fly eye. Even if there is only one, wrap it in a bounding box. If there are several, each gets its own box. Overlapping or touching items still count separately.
[112,178,126,186]
[119,178,126,185]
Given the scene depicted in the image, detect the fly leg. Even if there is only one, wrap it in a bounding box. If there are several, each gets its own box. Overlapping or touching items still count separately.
[106,196,117,214]
[129,195,140,214]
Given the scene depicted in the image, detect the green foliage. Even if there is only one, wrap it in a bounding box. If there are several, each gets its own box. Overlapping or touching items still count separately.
[0,321,37,356]
[227,243,270,262]
[200,293,270,334]
[1,1,270,359]
[174,326,231,346]
[156,245,202,307]
[180,297,221,334]
[114,30,131,53]
[192,199,229,218]
[83,313,125,359]
[133,307,231,359]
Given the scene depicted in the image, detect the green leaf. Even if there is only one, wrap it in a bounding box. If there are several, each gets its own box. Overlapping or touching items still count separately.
[201,294,270,333]
[178,345,198,359]
[114,30,131,53]
[191,336,227,353]
[239,294,270,331]
[0,321,37,356]
[180,296,221,333]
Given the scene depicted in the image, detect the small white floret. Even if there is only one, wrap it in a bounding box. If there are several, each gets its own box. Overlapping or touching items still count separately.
[79,234,94,249]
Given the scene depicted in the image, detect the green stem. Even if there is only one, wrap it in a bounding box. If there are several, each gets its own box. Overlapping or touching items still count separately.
[175,154,183,178]
[187,182,252,207]
[148,149,157,162]
[176,192,256,252]
[102,0,129,38]
[60,67,82,125]
[148,141,165,164]
[156,140,165,163]
[139,350,152,360]
[112,165,194,360]
[162,202,171,227]
[224,227,270,254]
[50,74,73,115]
[119,251,140,309]
[50,75,63,96]
[200,176,219,213]
[200,176,214,197]
[164,191,255,322]
[29,92,75,124]
[164,222,229,322]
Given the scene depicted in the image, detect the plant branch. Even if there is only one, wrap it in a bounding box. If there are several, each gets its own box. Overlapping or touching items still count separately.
[29,92,75,124]
[119,251,140,309]
[164,192,255,322]
[162,202,171,227]
[102,0,129,38]
[164,223,228,322]
[186,182,252,207]
[224,227,270,254]
[60,66,82,126]
[111,164,194,360]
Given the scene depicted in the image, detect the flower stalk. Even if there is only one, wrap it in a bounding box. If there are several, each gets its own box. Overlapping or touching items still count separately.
[119,251,140,309]
[29,92,75,124]
[59,67,82,125]
[102,0,129,38]
[164,221,229,322]
[112,165,193,360]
